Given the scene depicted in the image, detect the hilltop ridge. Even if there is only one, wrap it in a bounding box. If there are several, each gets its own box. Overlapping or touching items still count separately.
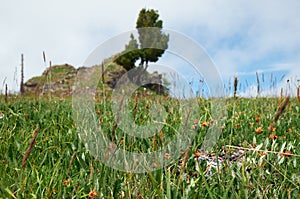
[23,61,165,97]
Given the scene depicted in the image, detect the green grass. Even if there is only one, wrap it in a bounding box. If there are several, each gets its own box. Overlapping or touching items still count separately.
[0,95,299,198]
[47,64,76,74]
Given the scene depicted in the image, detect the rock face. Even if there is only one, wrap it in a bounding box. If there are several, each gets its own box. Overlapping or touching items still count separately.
[24,64,77,96]
[105,69,127,88]
[23,63,165,96]
[23,63,127,96]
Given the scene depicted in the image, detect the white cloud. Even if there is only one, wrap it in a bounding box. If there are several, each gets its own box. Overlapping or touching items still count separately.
[1,0,300,94]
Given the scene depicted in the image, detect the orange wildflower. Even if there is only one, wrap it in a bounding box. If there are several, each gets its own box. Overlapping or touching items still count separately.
[164,153,171,159]
[255,116,261,123]
[280,150,292,157]
[193,151,201,158]
[191,124,197,130]
[63,179,70,186]
[255,127,263,134]
[269,124,276,132]
[96,109,101,115]
[269,134,278,140]
[259,151,267,156]
[234,123,240,128]
[193,119,199,125]
[286,128,292,133]
[201,122,209,127]
[88,189,97,198]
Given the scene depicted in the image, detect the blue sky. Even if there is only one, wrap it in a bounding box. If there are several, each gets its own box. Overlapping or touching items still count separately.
[1,0,300,97]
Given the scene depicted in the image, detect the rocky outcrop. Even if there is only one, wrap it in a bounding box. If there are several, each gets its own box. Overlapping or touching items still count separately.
[24,64,77,95]
[23,63,165,96]
[23,63,127,96]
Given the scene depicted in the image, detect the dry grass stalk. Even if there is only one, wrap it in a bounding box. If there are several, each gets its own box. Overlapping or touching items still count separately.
[101,61,105,84]
[22,126,39,169]
[67,151,77,176]
[5,84,8,103]
[180,148,190,171]
[278,88,283,107]
[269,73,274,90]
[179,110,192,182]
[152,135,156,152]
[297,86,300,103]
[41,51,52,99]
[179,148,190,182]
[270,95,290,132]
[256,71,260,96]
[20,54,25,94]
[49,61,52,96]
[233,75,238,98]
[41,51,47,95]
[226,145,300,158]
[274,96,290,123]
[133,91,138,120]
[111,92,125,141]
[43,51,46,63]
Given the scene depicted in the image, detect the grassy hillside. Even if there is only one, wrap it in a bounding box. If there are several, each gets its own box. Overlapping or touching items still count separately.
[0,95,299,198]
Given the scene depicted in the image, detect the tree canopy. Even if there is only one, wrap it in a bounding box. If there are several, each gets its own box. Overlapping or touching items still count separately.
[136,8,169,70]
[115,8,169,71]
[115,34,140,71]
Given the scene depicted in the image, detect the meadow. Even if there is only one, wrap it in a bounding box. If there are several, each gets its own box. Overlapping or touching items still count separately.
[0,93,299,198]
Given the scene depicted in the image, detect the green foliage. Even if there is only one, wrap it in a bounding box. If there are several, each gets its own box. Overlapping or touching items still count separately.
[115,34,140,71]
[136,8,169,69]
[115,8,169,71]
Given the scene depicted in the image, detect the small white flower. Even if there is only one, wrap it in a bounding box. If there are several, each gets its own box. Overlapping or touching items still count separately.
[0,113,4,119]
[231,170,236,178]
